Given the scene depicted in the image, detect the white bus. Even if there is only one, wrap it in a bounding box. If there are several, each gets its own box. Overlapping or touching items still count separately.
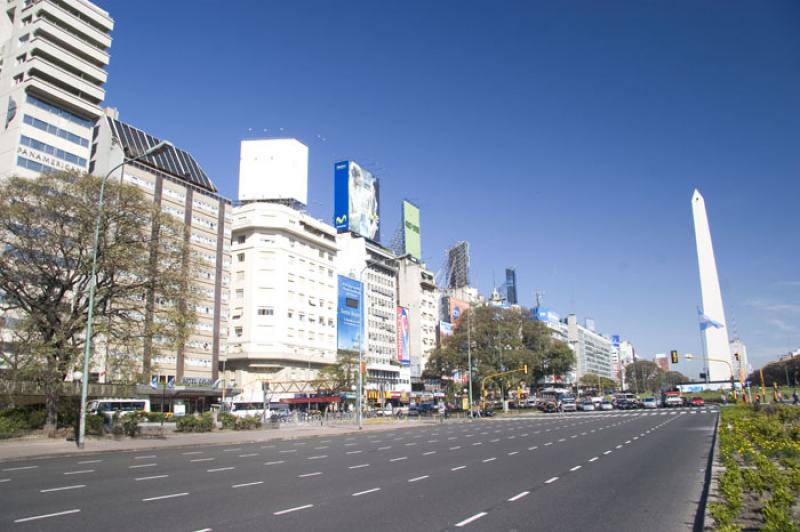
[87,398,150,421]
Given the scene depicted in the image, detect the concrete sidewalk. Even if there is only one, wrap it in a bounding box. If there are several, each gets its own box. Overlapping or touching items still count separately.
[0,418,443,463]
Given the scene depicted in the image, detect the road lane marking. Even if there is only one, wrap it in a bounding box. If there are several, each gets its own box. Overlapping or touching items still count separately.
[143,492,188,502]
[451,466,466,471]
[490,438,500,443]
[64,470,93,475]
[508,451,519,456]
[423,451,437,456]
[544,442,552,446]
[449,446,462,450]
[279,450,296,454]
[588,457,599,462]
[224,448,242,452]
[40,485,85,493]
[191,458,214,462]
[261,445,276,449]
[408,475,429,483]
[0,478,10,483]
[3,465,38,472]
[528,446,538,451]
[239,453,259,458]
[604,450,613,455]
[265,460,285,465]
[570,465,582,471]
[545,477,559,484]
[207,467,235,473]
[298,472,322,478]
[625,440,631,444]
[455,512,487,527]
[274,504,313,515]
[232,481,263,488]
[390,457,407,462]
[307,455,328,460]
[472,442,483,446]
[349,464,369,469]
[134,455,156,460]
[314,446,329,450]
[344,443,358,446]
[482,457,496,463]
[182,451,203,455]
[346,450,363,455]
[78,460,102,464]
[508,491,530,502]
[352,487,381,496]
[136,475,168,481]
[14,509,80,523]
[129,463,157,469]
[405,443,417,446]
[558,438,566,442]
[378,446,391,450]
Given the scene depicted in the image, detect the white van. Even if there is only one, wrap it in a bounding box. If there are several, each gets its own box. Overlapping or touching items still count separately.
[87,398,150,422]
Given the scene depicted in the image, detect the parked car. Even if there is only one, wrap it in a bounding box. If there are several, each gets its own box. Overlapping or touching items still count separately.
[616,399,637,410]
[642,397,658,409]
[599,400,614,411]
[580,400,595,412]
[374,405,393,416]
[561,398,577,412]
[690,397,705,407]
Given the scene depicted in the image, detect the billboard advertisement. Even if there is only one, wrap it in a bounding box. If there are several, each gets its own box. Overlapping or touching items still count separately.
[396,307,410,367]
[448,297,470,326]
[439,321,453,337]
[238,139,308,205]
[533,307,560,323]
[611,335,621,348]
[334,161,380,241]
[336,275,363,354]
[402,200,421,260]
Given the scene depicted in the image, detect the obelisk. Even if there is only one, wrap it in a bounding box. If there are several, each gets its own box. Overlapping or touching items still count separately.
[691,189,732,381]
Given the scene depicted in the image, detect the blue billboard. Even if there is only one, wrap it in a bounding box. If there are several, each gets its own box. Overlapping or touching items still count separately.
[334,161,380,241]
[533,307,560,323]
[337,275,363,354]
[611,335,621,348]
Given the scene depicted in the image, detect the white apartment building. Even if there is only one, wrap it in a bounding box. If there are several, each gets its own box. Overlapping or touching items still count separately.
[92,109,232,387]
[227,201,339,401]
[336,232,410,397]
[396,257,438,382]
[0,0,112,179]
[566,314,615,381]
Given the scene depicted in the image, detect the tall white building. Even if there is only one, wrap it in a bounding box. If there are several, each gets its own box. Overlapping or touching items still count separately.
[566,314,615,381]
[336,232,410,399]
[396,257,438,382]
[227,203,338,401]
[0,0,113,178]
[692,189,732,381]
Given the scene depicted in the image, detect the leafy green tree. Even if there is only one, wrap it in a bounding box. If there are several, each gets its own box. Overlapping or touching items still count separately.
[625,360,666,394]
[664,370,690,387]
[0,172,195,434]
[579,373,617,392]
[423,306,575,397]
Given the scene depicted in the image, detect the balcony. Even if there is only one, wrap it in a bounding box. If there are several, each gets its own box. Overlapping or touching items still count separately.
[61,0,114,33]
[25,77,103,120]
[30,37,107,84]
[32,17,109,67]
[33,1,111,50]
[27,55,104,104]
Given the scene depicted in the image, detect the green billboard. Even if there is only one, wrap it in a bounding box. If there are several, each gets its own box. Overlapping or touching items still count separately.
[403,200,421,260]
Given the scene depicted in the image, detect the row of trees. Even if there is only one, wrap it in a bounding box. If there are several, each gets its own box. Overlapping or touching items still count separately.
[624,360,689,394]
[0,172,196,434]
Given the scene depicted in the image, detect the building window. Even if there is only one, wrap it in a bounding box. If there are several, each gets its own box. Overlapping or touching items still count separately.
[234,327,243,337]
[235,289,244,299]
[237,235,246,244]
[288,310,294,319]
[237,253,245,262]
[22,115,89,147]
[257,307,274,316]
[19,135,87,167]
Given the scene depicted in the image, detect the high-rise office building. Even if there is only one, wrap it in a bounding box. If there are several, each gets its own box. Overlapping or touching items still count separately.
[446,241,469,289]
[92,110,233,386]
[566,314,615,381]
[505,267,517,305]
[0,0,113,179]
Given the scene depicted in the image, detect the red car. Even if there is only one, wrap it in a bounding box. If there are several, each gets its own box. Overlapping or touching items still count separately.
[690,397,705,407]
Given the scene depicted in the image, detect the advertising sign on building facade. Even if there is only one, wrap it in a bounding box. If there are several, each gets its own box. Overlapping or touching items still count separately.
[448,297,470,326]
[336,275,363,355]
[396,306,410,366]
[402,200,421,259]
[533,307,560,323]
[439,321,454,337]
[334,161,380,241]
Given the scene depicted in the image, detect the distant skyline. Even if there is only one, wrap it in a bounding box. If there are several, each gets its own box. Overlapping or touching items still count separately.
[96,0,800,374]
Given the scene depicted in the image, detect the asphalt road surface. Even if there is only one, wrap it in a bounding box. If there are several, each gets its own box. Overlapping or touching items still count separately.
[0,407,717,531]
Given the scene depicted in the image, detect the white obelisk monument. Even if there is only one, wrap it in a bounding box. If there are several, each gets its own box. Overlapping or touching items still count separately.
[691,189,732,382]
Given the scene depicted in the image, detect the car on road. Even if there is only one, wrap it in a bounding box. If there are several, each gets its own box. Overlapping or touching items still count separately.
[690,397,705,407]
[580,400,595,411]
[642,397,658,409]
[616,399,637,410]
[560,397,577,412]
[662,392,683,408]
[374,405,394,417]
[599,400,614,411]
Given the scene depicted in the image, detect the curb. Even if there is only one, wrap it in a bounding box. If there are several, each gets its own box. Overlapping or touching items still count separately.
[699,407,722,531]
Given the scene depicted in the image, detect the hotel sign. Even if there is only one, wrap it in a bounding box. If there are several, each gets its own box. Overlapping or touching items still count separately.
[17,145,85,173]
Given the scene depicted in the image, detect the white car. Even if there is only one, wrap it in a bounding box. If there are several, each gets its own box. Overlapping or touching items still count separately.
[642,397,658,409]
[599,400,614,411]
[580,400,595,411]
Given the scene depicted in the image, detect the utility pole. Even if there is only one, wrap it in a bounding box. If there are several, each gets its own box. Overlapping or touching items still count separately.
[467,309,473,419]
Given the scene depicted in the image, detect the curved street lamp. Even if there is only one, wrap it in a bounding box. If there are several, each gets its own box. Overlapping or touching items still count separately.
[77,140,174,449]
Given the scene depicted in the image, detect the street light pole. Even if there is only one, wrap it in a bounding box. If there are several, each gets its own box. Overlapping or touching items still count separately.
[356,263,371,430]
[76,140,174,449]
[467,308,473,418]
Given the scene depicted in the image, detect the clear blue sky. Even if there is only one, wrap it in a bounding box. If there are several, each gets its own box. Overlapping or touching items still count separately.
[96,0,800,376]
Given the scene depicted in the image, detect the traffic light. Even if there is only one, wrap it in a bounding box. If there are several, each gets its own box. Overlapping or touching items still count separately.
[734,353,739,362]
[523,364,528,375]
[671,350,679,364]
